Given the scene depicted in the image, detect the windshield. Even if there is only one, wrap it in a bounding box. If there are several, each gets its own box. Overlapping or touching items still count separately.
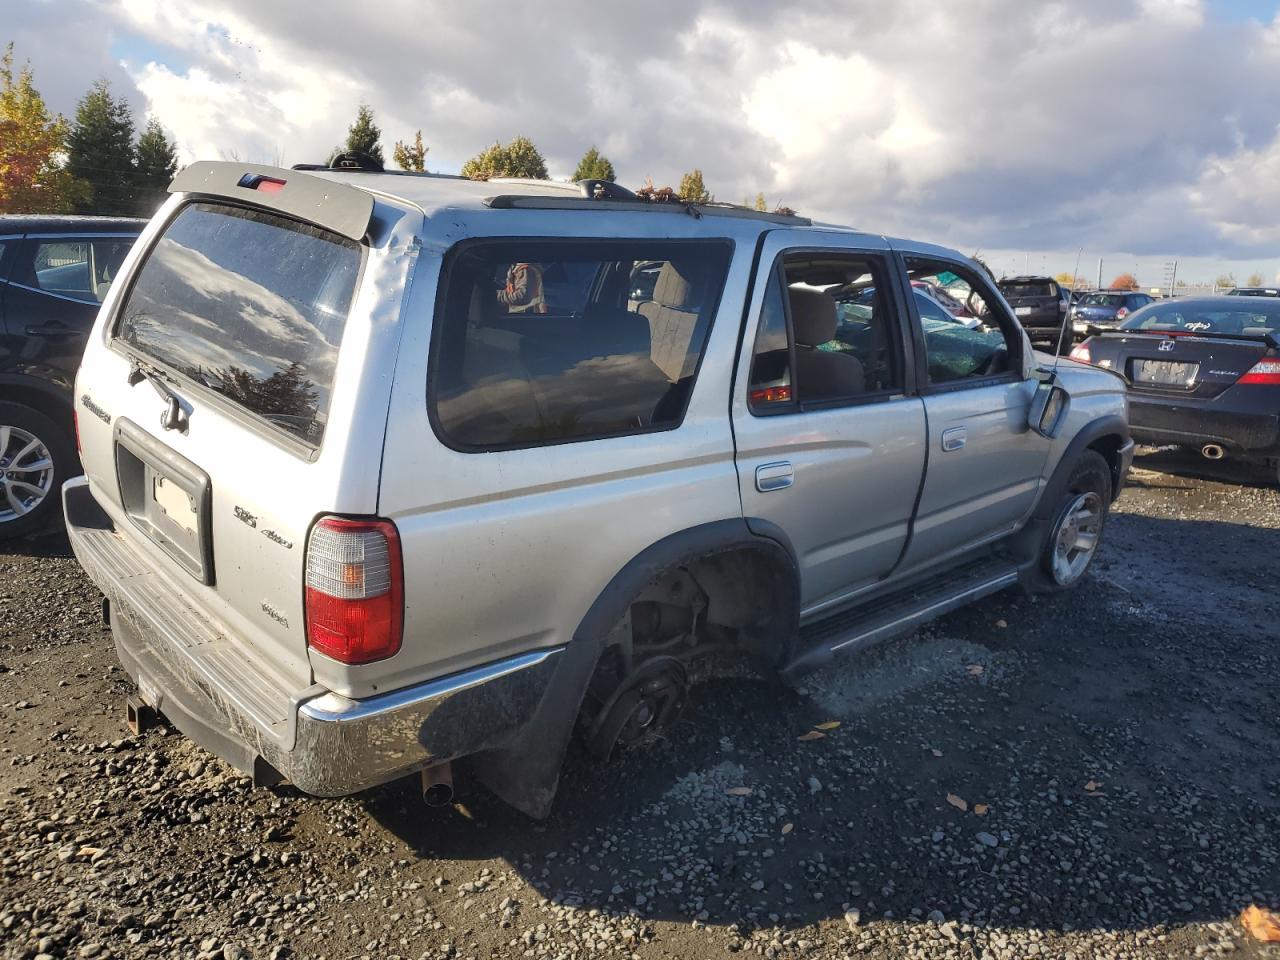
[114,202,361,446]
[1120,300,1280,337]
[1083,294,1125,307]
[1001,281,1057,298]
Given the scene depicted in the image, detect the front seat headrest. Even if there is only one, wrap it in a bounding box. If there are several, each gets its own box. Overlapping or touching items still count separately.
[789,287,838,346]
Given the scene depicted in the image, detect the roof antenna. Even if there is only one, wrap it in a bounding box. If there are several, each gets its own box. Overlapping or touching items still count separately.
[1052,247,1083,371]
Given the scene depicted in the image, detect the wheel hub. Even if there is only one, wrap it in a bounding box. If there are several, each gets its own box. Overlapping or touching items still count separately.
[586,655,688,761]
[1049,491,1103,585]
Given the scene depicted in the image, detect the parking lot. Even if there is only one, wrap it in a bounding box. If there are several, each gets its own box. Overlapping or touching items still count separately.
[0,450,1277,960]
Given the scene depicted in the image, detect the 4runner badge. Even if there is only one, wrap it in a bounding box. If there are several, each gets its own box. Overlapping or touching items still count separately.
[80,394,111,425]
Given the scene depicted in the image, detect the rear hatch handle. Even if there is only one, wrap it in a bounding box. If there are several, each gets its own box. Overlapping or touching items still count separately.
[128,359,189,434]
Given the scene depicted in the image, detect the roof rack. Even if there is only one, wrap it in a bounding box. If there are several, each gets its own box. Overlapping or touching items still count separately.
[483,184,812,225]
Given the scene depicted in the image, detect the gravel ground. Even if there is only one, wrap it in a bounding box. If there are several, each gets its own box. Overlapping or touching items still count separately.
[1,448,1278,960]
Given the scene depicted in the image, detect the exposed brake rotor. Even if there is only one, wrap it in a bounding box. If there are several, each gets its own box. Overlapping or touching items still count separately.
[585,655,688,761]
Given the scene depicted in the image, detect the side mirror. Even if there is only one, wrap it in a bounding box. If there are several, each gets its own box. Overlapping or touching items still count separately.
[1029,374,1070,439]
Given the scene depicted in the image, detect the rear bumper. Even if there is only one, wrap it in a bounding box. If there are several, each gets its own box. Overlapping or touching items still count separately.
[1129,393,1280,460]
[63,476,561,796]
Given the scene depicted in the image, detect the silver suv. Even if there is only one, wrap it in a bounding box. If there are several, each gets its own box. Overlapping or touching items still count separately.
[64,162,1132,816]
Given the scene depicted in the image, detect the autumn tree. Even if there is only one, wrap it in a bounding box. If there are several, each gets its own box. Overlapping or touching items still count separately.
[67,79,136,215]
[133,118,178,214]
[677,168,711,203]
[392,130,427,172]
[572,146,615,182]
[1108,272,1139,291]
[0,44,85,214]
[1214,272,1237,291]
[753,192,767,212]
[1247,271,1265,288]
[461,136,549,180]
[332,104,383,166]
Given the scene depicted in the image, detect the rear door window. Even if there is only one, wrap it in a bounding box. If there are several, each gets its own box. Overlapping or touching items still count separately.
[430,239,732,450]
[114,202,361,446]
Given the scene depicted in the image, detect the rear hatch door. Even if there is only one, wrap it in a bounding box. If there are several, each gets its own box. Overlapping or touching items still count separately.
[1086,332,1268,399]
[84,197,369,697]
[1000,281,1061,326]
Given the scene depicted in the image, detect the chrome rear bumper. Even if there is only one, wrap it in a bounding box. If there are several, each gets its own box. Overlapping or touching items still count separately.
[63,476,561,796]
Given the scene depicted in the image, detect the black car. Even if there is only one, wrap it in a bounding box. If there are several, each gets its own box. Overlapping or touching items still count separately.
[997,276,1067,345]
[1071,296,1280,483]
[0,215,145,537]
[1069,290,1155,340]
[1227,287,1280,298]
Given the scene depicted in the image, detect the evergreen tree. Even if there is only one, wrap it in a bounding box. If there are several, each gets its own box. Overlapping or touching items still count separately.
[753,192,767,212]
[392,130,427,172]
[67,79,136,215]
[134,118,178,214]
[572,146,616,183]
[678,169,711,203]
[337,104,383,165]
[0,44,85,214]
[461,136,549,180]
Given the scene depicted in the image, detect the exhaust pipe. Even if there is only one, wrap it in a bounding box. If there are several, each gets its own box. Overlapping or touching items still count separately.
[1201,443,1225,461]
[420,762,454,807]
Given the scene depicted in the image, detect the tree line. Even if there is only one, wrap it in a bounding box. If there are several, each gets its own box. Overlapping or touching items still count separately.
[0,44,177,217]
[0,45,786,219]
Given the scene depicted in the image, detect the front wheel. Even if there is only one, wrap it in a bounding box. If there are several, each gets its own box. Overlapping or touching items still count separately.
[1023,450,1112,593]
[0,402,74,541]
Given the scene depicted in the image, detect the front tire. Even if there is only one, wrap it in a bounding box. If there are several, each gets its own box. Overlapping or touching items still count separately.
[1023,450,1111,594]
[0,402,74,541]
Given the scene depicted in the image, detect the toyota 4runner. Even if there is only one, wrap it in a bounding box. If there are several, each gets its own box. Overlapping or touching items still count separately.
[64,162,1133,816]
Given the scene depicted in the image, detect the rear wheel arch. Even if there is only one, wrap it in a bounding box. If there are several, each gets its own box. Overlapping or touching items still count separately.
[466,518,800,819]
[0,377,74,432]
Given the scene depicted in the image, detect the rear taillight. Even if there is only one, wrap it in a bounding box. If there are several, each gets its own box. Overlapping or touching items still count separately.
[1069,343,1091,364]
[1115,307,1129,320]
[304,517,403,664]
[1237,357,1280,385]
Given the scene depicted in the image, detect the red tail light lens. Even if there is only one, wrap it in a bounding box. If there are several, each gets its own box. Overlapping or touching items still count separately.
[304,517,403,664]
[1069,343,1092,364]
[1115,307,1129,320]
[1238,357,1280,385]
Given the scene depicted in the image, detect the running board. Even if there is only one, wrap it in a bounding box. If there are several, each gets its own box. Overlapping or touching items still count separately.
[781,557,1020,682]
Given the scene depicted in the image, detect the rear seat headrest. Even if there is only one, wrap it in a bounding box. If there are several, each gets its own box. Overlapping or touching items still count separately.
[652,261,695,308]
[789,287,837,346]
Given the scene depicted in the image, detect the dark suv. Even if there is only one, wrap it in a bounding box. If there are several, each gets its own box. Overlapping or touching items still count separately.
[0,215,144,538]
[998,276,1067,345]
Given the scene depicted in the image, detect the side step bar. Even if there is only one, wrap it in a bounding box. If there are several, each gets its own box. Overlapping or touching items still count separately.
[782,557,1020,681]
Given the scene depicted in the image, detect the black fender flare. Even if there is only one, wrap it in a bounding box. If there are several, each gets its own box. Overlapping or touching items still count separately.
[1010,414,1130,566]
[467,518,799,819]
[0,372,74,412]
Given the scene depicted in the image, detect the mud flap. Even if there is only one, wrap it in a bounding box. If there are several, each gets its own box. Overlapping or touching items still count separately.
[466,637,601,819]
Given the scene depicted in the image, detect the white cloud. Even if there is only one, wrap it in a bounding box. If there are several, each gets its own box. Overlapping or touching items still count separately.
[9,0,1280,270]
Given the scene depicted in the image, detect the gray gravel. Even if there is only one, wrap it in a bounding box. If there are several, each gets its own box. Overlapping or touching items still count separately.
[0,448,1277,959]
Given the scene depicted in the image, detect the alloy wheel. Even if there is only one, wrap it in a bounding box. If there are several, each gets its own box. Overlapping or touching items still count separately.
[1050,490,1103,586]
[0,425,55,525]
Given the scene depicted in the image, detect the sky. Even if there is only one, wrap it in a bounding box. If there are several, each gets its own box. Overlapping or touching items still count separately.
[9,0,1280,287]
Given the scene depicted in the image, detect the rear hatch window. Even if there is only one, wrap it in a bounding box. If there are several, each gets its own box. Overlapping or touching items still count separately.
[114,202,361,446]
[1001,281,1057,299]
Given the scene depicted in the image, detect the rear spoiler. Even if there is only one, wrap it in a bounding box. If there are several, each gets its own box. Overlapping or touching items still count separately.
[168,161,374,242]
[1090,328,1280,349]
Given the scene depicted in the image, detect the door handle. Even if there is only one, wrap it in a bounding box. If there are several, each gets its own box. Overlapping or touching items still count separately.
[755,461,794,492]
[941,427,967,452]
[25,325,81,338]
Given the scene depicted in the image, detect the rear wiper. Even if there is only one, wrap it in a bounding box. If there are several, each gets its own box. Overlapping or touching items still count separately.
[127,360,189,433]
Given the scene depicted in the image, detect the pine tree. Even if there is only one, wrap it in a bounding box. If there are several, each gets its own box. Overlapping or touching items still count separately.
[0,44,85,214]
[753,192,767,212]
[67,79,136,215]
[392,130,427,172]
[572,146,616,183]
[134,118,178,215]
[337,104,383,165]
[461,136,549,180]
[678,169,711,203]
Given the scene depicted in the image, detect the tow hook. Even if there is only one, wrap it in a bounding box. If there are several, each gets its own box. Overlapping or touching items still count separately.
[421,762,454,807]
[125,694,156,736]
